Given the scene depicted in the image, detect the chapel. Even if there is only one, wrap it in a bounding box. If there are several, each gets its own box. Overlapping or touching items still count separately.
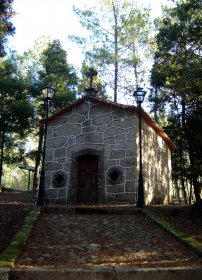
[43,92,175,205]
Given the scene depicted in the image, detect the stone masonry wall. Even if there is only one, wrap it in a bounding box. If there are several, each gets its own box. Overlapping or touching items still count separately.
[44,98,172,204]
[141,119,172,204]
[45,99,137,204]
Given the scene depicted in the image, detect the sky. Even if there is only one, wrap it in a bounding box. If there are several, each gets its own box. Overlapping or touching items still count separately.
[6,0,174,152]
[8,0,172,69]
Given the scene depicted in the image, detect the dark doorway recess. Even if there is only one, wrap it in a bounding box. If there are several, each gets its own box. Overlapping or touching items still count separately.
[77,155,98,204]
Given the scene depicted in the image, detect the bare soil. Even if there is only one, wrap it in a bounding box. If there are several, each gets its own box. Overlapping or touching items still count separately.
[0,191,36,254]
[147,205,202,243]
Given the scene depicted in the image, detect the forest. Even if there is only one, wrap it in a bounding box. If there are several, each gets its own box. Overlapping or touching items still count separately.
[0,0,201,203]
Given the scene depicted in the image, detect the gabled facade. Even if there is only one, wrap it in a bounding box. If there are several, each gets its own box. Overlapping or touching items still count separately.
[44,96,175,205]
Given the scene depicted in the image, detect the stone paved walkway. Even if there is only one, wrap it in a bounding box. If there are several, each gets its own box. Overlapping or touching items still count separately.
[15,209,202,269]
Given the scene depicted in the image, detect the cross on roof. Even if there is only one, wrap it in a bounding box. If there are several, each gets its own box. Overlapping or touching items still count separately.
[86,68,98,88]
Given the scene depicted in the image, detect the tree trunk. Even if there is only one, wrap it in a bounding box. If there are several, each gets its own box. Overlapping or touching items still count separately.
[113,3,118,103]
[174,178,181,204]
[185,114,201,201]
[189,178,193,205]
[179,100,187,204]
[154,85,158,123]
[0,124,6,187]
[32,125,44,190]
[114,58,118,102]
[188,139,201,201]
[180,167,187,204]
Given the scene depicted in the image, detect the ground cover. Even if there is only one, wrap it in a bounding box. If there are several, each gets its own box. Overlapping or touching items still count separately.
[0,191,36,254]
[147,205,202,243]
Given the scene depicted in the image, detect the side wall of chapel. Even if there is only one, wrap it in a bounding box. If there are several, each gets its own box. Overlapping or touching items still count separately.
[140,118,172,204]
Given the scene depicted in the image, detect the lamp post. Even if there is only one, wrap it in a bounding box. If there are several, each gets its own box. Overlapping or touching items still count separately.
[133,87,146,209]
[37,84,55,206]
[0,115,6,187]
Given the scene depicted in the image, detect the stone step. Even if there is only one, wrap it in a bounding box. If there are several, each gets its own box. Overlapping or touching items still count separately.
[41,205,142,214]
[9,267,202,280]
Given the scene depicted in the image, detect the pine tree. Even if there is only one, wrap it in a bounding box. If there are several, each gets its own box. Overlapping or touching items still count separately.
[70,0,152,102]
[0,0,15,57]
[150,0,202,201]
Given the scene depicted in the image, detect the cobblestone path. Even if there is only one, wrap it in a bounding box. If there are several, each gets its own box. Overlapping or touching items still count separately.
[15,212,202,269]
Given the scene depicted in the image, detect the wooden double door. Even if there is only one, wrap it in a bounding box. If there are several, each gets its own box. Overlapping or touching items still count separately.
[77,155,98,204]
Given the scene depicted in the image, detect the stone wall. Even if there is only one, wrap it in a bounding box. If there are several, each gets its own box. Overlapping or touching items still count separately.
[44,98,172,204]
[45,99,136,204]
[141,120,172,204]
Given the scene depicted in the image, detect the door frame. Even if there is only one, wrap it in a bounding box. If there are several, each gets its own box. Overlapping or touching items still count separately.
[70,148,105,204]
[76,154,99,204]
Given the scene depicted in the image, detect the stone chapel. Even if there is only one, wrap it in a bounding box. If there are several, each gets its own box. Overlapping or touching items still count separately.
[43,93,176,205]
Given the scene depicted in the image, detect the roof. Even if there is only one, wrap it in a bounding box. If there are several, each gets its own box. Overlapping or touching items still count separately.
[45,96,176,150]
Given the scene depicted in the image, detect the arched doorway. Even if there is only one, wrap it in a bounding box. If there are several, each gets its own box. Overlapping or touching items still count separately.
[77,155,98,204]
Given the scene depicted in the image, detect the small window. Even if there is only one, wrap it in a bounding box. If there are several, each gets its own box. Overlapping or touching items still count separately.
[107,167,122,184]
[52,171,67,188]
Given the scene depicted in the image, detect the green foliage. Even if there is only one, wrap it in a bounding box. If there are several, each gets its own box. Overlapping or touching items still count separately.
[0,57,35,164]
[151,0,202,96]
[70,0,152,102]
[20,36,51,87]
[150,0,202,201]
[0,37,79,189]
[0,0,15,57]
[1,164,34,190]
[38,39,78,111]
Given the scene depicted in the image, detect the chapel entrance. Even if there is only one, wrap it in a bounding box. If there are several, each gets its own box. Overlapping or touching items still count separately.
[77,155,98,204]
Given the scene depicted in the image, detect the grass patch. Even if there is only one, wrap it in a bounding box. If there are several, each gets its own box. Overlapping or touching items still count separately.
[0,207,41,267]
[144,209,202,257]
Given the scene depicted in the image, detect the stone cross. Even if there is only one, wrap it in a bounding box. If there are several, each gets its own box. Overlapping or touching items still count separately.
[86,68,98,88]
